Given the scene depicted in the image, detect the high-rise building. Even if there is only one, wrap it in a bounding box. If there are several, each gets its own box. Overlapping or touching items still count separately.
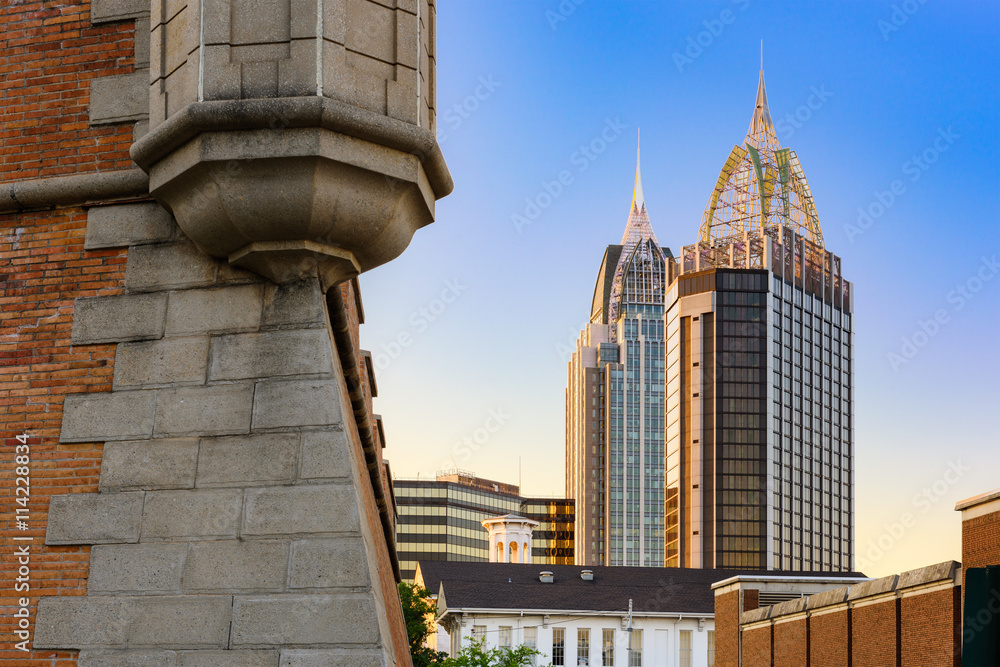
[566,144,674,567]
[567,69,854,572]
[395,470,575,581]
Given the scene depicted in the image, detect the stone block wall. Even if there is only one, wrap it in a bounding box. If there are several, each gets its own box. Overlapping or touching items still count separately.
[6,202,405,665]
[1,1,445,664]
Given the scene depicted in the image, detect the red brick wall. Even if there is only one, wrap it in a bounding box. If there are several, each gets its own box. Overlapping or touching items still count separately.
[715,590,741,667]
[741,624,772,667]
[852,599,899,667]
[0,0,136,182]
[0,207,127,664]
[963,508,1000,571]
[1,2,140,661]
[772,618,808,667]
[809,609,849,667]
[900,587,961,667]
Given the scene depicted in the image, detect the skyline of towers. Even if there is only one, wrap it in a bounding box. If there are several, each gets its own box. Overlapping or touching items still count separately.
[566,69,854,572]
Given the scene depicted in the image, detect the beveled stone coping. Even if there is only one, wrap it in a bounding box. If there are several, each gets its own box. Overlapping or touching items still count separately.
[131,97,453,287]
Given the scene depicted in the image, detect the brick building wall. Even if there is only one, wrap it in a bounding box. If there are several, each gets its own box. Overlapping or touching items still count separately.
[851,598,900,667]
[808,608,849,667]
[899,586,962,667]
[741,624,771,667]
[961,502,1000,571]
[715,562,961,667]
[0,1,136,183]
[0,206,126,663]
[714,590,741,667]
[771,617,807,667]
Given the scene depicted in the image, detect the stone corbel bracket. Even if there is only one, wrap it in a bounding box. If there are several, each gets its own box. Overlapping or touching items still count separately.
[131,96,454,287]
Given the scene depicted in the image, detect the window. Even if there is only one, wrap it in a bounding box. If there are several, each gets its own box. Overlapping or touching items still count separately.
[499,626,512,648]
[472,625,486,642]
[525,627,538,666]
[628,629,642,667]
[708,630,715,667]
[577,628,590,666]
[602,629,615,666]
[553,628,566,666]
[679,630,692,667]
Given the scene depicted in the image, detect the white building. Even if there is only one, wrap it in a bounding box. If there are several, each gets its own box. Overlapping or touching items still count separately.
[416,562,722,666]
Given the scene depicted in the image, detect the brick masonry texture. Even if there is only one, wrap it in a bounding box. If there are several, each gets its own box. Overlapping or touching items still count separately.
[808,609,849,667]
[900,587,961,667]
[963,508,1000,571]
[0,1,136,183]
[715,590,740,667]
[852,598,900,667]
[1,206,125,664]
[741,625,771,667]
[772,618,807,667]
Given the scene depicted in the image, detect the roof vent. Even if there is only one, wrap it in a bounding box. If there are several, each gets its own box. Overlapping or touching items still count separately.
[581,569,594,581]
[539,571,554,583]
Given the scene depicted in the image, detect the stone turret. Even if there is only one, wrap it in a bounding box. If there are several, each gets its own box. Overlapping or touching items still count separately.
[6,1,452,664]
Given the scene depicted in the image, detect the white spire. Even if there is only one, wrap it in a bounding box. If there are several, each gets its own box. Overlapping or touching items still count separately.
[632,129,645,212]
[746,44,777,150]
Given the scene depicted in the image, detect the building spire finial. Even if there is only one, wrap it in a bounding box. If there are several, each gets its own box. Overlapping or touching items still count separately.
[632,129,644,212]
[746,48,776,149]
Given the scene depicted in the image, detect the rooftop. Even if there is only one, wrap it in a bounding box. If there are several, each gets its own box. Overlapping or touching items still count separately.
[955,487,1000,511]
[418,561,865,616]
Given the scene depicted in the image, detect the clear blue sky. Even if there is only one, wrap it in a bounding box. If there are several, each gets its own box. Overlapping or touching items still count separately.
[359,0,1000,576]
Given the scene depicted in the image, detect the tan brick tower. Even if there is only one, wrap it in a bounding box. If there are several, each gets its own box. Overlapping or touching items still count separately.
[1,1,451,664]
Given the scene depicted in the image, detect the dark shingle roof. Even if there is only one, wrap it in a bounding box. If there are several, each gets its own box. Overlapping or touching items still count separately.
[418,561,866,615]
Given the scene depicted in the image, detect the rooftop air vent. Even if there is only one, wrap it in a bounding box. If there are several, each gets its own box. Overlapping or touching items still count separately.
[581,570,594,581]
[539,571,554,583]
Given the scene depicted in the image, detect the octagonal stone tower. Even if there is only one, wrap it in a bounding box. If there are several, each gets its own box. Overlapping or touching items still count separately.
[133,0,452,287]
[27,1,450,665]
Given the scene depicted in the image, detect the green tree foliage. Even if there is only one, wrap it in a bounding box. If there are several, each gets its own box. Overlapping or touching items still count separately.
[441,637,550,667]
[398,582,449,666]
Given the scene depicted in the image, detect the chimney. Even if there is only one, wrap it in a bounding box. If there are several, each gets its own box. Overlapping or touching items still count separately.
[539,571,554,583]
[581,570,594,581]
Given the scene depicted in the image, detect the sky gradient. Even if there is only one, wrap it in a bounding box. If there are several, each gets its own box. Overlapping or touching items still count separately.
[358,0,1000,577]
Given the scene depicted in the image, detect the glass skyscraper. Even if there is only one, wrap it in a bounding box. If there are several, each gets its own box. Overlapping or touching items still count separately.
[567,69,853,572]
[566,150,673,567]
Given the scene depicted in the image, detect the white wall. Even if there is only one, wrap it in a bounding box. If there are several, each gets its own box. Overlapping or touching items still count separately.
[441,612,715,667]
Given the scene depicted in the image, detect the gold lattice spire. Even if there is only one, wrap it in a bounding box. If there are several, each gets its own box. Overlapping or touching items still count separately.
[631,129,645,213]
[699,60,824,251]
